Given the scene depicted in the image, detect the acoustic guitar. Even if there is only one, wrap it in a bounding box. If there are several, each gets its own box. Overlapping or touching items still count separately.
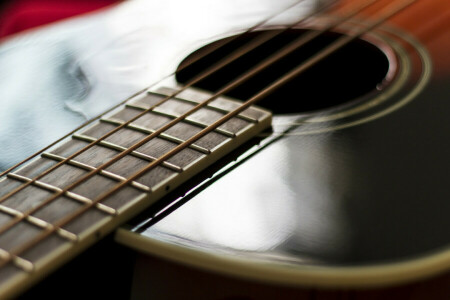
[0,0,448,298]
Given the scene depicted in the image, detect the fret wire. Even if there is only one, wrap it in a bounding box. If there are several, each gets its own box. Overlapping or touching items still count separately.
[41,153,151,192]
[0,0,414,271]
[0,248,10,260]
[173,97,258,123]
[126,104,236,138]
[25,215,50,229]
[26,215,78,242]
[0,205,23,218]
[100,118,211,154]
[150,91,258,123]
[0,0,317,206]
[72,134,183,172]
[12,256,34,272]
[65,192,116,215]
[181,117,235,137]
[0,207,78,246]
[7,173,61,194]
[6,172,116,215]
[0,249,34,272]
[0,253,32,273]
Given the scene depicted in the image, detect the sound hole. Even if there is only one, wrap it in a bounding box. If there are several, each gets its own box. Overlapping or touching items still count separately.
[176,29,391,114]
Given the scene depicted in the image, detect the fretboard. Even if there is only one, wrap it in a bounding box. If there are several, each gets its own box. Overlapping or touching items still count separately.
[0,87,272,298]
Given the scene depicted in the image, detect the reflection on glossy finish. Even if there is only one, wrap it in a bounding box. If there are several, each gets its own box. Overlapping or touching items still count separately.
[143,78,450,266]
[147,132,354,258]
[136,0,450,269]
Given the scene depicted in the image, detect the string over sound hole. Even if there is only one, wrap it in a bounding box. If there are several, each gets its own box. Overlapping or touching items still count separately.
[176,29,391,114]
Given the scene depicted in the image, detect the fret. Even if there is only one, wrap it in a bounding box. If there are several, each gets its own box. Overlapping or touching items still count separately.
[0,249,11,260]
[20,162,86,191]
[206,97,264,121]
[168,87,268,120]
[65,191,116,213]
[152,88,264,122]
[6,172,116,215]
[126,103,236,138]
[0,205,23,218]
[21,233,67,264]
[128,131,206,169]
[108,104,143,123]
[0,204,77,242]
[53,141,119,169]
[153,95,238,126]
[0,249,33,272]
[7,173,62,193]
[0,179,22,199]
[100,117,211,154]
[174,96,259,123]
[105,155,178,189]
[49,138,90,159]
[12,257,33,272]
[189,111,250,135]
[179,115,236,138]
[153,91,259,123]
[69,172,137,207]
[42,152,151,192]
[81,122,147,148]
[12,158,59,180]
[132,90,166,107]
[62,207,108,236]
[0,212,13,229]
[111,105,172,131]
[73,134,183,172]
[164,122,230,151]
[0,222,42,253]
[32,197,87,226]
[1,181,56,214]
[147,97,196,117]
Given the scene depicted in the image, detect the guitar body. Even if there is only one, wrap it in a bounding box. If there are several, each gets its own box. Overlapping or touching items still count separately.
[0,0,449,298]
[115,0,450,298]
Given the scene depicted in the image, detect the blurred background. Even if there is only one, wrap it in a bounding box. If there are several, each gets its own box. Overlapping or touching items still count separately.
[0,0,121,40]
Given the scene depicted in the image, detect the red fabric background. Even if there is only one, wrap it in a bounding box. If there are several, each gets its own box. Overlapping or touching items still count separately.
[0,0,119,39]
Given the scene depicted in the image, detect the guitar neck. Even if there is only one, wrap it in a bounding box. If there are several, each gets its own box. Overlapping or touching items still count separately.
[0,87,271,298]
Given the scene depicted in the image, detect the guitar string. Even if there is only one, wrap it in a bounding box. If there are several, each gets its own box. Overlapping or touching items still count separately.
[0,0,372,236]
[3,0,380,258]
[0,0,320,203]
[0,0,416,270]
[0,0,308,179]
